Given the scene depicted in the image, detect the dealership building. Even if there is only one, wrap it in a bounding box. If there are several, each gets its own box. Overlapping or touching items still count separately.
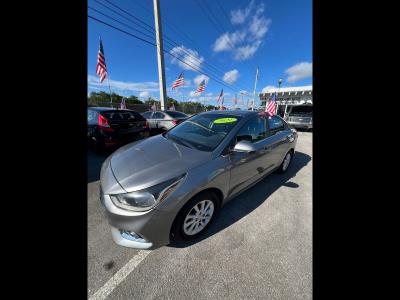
[259,85,313,110]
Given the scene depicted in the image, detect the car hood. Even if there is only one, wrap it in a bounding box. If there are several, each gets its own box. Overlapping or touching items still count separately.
[110,134,211,192]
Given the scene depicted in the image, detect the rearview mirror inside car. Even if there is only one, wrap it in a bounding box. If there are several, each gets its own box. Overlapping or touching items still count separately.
[233,140,256,153]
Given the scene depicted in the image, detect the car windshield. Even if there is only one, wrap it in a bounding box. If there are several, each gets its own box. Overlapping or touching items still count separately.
[164,113,241,152]
[289,105,313,115]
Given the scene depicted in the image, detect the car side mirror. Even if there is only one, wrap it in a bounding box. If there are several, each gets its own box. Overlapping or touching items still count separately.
[233,140,256,153]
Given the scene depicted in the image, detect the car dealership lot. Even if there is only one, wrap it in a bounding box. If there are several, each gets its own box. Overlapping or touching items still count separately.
[88,131,312,299]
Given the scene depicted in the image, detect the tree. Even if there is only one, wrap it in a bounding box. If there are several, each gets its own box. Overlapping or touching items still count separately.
[125,95,143,104]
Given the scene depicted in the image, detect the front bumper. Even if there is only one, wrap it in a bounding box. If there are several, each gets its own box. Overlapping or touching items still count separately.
[101,193,176,249]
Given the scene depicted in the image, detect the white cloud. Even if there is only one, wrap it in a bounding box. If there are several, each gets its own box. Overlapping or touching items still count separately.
[193,74,210,86]
[234,40,261,61]
[169,46,204,71]
[213,31,246,52]
[249,16,271,40]
[285,62,312,82]
[189,91,199,97]
[206,92,213,96]
[230,0,255,25]
[261,85,276,93]
[88,75,159,92]
[139,91,150,98]
[239,90,249,95]
[213,1,270,61]
[223,69,240,84]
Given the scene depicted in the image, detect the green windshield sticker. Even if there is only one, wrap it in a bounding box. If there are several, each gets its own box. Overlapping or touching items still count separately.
[213,117,237,124]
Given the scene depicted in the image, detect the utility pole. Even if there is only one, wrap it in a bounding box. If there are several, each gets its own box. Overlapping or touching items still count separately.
[153,0,167,110]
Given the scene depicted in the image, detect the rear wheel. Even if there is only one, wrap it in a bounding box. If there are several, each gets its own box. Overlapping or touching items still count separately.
[172,191,220,241]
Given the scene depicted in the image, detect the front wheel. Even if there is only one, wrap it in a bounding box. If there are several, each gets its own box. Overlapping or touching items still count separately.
[172,191,220,241]
[277,150,293,173]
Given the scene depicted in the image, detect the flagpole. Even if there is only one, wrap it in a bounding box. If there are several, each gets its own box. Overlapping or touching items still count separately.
[107,77,113,107]
[251,67,259,111]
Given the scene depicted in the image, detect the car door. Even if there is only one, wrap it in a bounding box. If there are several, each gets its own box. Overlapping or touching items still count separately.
[228,115,269,197]
[145,112,157,129]
[152,112,165,130]
[266,116,294,166]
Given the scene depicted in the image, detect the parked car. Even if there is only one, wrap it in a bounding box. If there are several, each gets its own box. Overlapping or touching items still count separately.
[88,107,150,153]
[285,105,313,130]
[141,110,189,133]
[100,110,297,249]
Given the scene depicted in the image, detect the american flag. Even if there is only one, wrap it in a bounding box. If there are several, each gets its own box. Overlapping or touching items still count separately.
[217,89,223,105]
[151,102,156,111]
[172,72,184,90]
[265,93,277,116]
[196,80,206,94]
[120,98,126,110]
[96,38,107,83]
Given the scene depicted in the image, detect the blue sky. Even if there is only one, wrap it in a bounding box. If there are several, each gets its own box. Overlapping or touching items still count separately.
[88,0,312,108]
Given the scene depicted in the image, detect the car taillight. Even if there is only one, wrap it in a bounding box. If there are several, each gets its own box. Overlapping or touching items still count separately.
[98,114,114,132]
[144,121,149,128]
[172,119,179,125]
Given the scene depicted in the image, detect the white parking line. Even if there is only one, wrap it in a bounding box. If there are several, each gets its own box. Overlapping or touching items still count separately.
[89,250,151,300]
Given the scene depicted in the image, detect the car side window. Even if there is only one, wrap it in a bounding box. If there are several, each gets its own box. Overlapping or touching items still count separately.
[153,112,165,119]
[236,116,267,143]
[142,112,152,119]
[268,116,284,135]
[88,110,97,124]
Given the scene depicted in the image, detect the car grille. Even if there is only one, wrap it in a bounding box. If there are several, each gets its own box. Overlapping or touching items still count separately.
[288,116,312,123]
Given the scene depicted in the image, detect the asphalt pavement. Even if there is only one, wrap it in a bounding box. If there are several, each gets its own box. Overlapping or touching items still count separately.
[88,131,312,300]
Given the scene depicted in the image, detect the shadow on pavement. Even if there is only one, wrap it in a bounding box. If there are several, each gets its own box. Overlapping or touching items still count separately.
[87,149,113,183]
[168,151,311,248]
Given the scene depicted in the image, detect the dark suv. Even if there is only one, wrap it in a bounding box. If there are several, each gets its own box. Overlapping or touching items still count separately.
[88,107,150,152]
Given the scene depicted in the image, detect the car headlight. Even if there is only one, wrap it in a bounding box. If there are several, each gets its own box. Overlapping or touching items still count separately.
[110,174,186,211]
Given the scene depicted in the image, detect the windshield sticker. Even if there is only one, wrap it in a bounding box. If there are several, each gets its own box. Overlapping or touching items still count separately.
[213,117,237,124]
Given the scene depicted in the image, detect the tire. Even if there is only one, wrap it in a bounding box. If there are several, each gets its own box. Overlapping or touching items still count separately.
[93,138,105,154]
[172,191,220,241]
[277,150,293,173]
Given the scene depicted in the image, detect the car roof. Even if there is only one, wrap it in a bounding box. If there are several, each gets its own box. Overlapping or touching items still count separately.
[88,107,137,112]
[198,110,259,117]
[88,107,116,111]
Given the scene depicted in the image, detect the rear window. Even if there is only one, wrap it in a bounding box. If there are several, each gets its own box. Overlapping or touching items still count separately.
[290,105,312,114]
[101,110,144,121]
[166,111,188,118]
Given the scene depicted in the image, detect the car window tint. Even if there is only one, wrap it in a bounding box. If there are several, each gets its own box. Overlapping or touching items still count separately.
[268,116,284,133]
[153,112,165,119]
[88,110,97,124]
[166,111,188,118]
[142,112,152,118]
[102,111,143,121]
[237,116,267,143]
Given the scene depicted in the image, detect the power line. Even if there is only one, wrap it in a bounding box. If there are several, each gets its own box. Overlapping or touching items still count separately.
[88,15,241,94]
[93,0,246,89]
[89,6,155,41]
[193,0,259,73]
[130,0,204,53]
[90,2,229,86]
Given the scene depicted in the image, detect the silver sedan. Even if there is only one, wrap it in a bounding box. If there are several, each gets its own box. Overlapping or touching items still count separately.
[141,110,189,132]
[100,110,297,249]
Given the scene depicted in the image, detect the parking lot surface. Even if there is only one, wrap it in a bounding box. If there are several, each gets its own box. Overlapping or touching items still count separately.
[88,131,312,300]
